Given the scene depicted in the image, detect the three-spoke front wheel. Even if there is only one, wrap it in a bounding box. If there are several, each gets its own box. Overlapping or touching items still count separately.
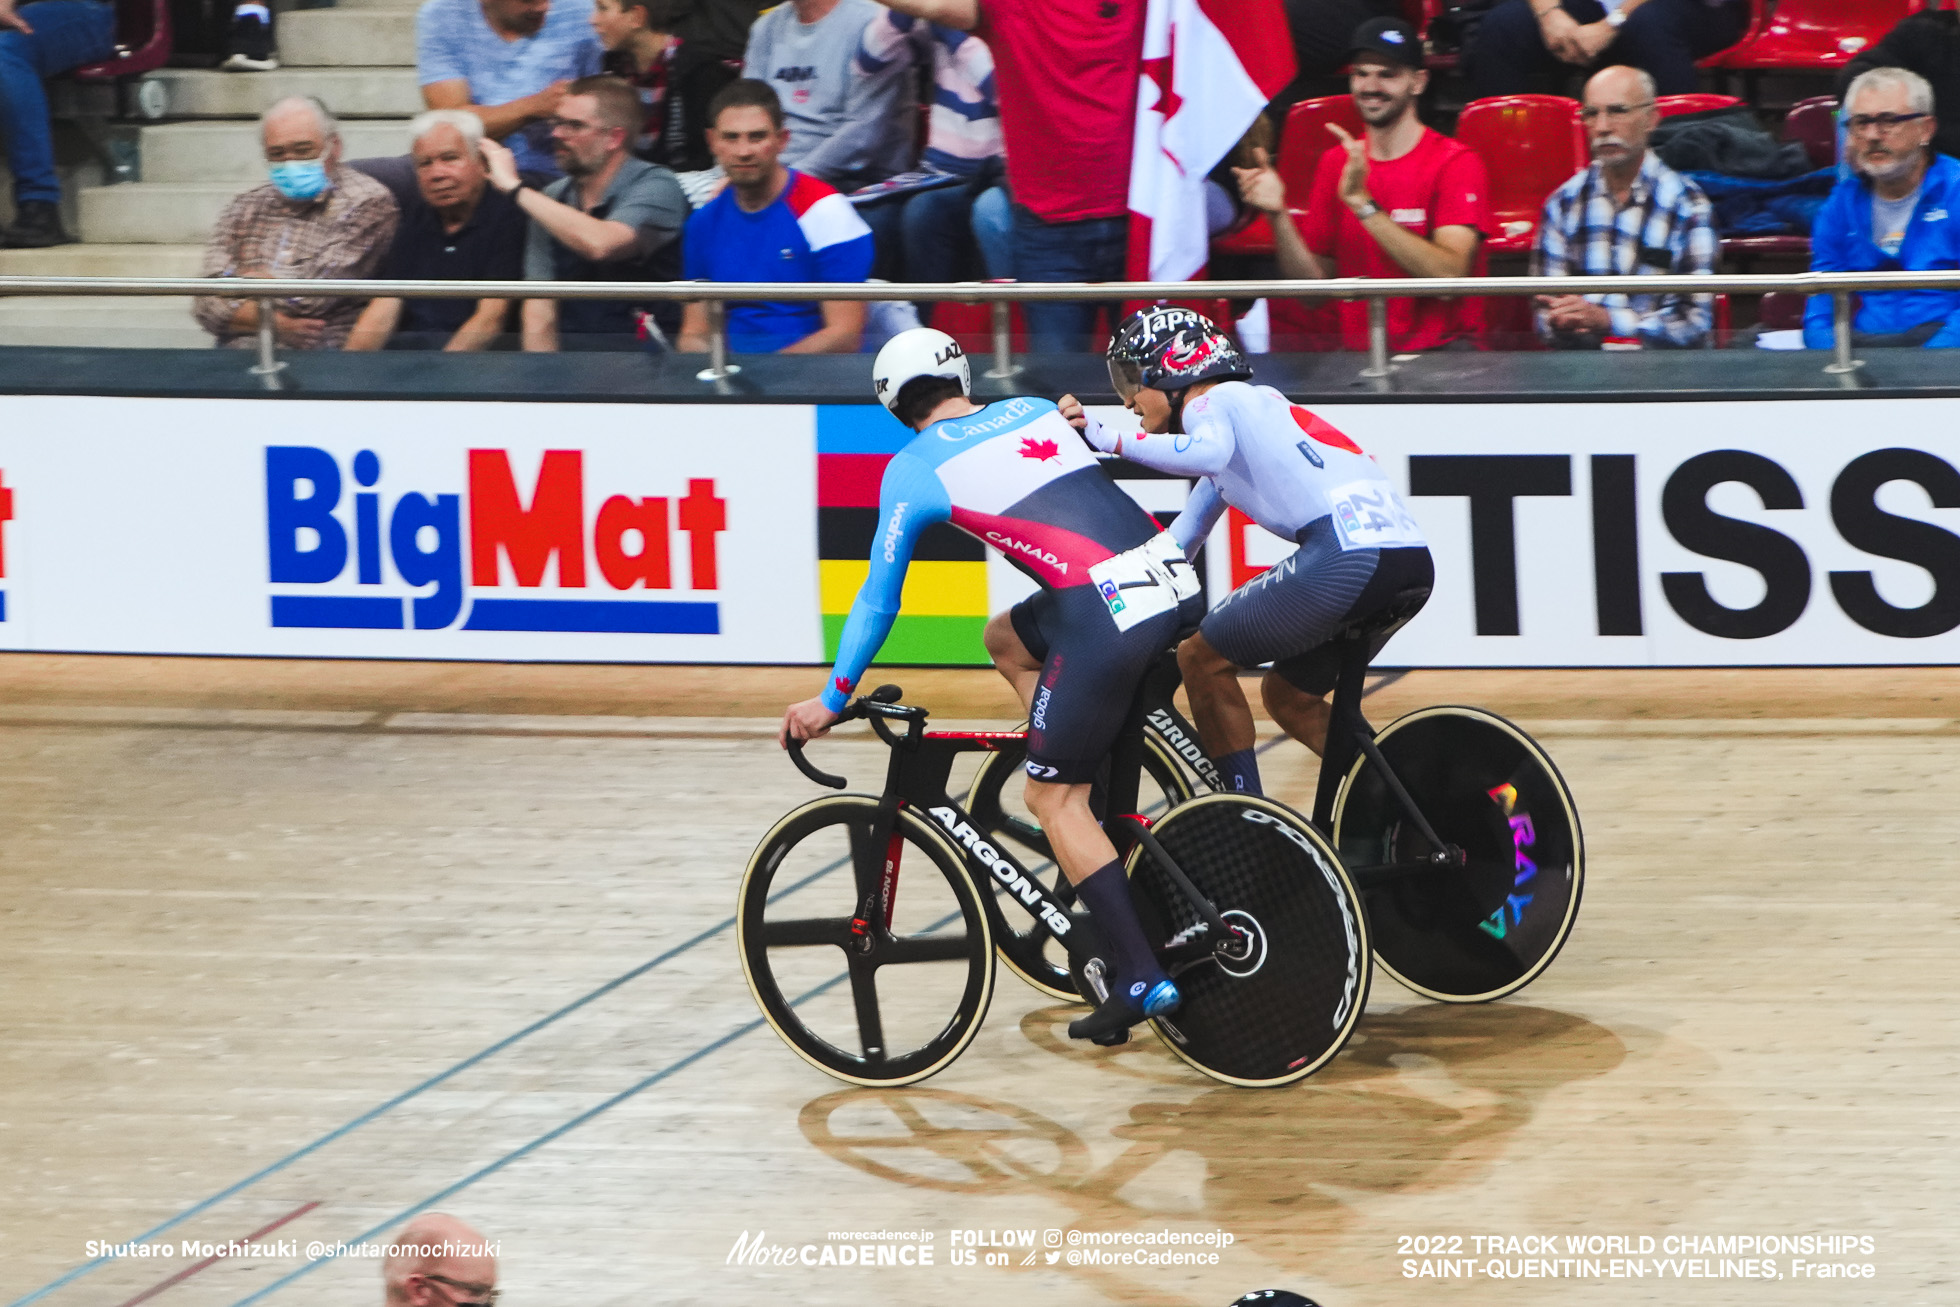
[737,795,995,1086]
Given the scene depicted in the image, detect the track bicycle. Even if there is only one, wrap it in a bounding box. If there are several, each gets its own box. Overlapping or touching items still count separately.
[965,606,1587,1006]
[737,681,1372,1088]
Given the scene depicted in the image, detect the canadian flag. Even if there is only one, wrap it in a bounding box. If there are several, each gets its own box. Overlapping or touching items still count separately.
[1126,0,1295,284]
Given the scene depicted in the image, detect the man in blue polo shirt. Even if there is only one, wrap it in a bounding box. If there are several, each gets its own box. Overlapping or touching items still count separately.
[676,78,874,354]
[418,0,604,179]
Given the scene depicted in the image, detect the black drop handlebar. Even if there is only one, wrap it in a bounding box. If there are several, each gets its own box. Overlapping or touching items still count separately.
[785,684,918,790]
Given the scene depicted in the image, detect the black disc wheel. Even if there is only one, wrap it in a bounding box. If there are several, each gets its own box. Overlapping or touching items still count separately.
[965,731,1196,1001]
[1125,795,1370,1087]
[1333,706,1584,1003]
[738,795,995,1086]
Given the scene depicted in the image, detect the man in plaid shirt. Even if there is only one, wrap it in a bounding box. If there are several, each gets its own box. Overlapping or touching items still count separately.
[1532,65,1716,349]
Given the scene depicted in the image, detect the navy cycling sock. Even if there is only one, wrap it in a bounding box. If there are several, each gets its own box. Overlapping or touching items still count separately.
[1071,859,1168,1002]
[1217,747,1263,797]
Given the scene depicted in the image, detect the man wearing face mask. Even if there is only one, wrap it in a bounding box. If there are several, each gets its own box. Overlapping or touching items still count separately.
[193,96,400,351]
[1804,66,1960,350]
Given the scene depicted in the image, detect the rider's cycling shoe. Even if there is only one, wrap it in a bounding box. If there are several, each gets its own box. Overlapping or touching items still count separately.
[1067,978,1180,1046]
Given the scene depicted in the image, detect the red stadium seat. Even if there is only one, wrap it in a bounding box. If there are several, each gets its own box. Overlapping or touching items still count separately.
[1782,95,1837,171]
[1455,95,1587,253]
[1213,96,1365,259]
[1759,291,1806,331]
[1706,0,1911,70]
[68,0,172,82]
[1655,93,1746,118]
[926,298,1029,354]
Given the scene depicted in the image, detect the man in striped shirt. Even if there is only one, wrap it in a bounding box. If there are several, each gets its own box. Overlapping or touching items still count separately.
[1532,64,1716,349]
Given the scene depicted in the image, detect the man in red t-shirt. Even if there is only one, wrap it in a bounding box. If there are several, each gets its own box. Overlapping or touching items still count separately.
[870,0,1145,352]
[1239,17,1491,351]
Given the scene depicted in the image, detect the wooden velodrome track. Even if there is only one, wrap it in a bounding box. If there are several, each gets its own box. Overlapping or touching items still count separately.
[0,654,1954,1306]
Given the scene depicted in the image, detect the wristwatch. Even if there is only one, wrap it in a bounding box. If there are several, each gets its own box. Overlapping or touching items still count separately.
[1352,200,1382,222]
[1605,8,1627,27]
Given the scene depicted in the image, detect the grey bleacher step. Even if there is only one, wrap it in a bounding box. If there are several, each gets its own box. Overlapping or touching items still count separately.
[81,182,260,245]
[142,67,423,119]
[139,120,415,183]
[0,244,204,278]
[280,9,418,68]
[0,296,207,349]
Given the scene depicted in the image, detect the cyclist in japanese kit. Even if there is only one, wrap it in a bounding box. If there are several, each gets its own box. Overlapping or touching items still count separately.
[780,327,1206,1043]
[1060,307,1434,799]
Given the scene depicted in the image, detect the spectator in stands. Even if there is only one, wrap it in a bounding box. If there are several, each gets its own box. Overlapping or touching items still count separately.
[677,79,872,353]
[591,0,739,175]
[1805,67,1960,350]
[870,0,1143,353]
[1533,65,1714,348]
[192,96,400,351]
[0,0,115,248]
[346,111,526,351]
[852,11,1002,296]
[1234,18,1490,353]
[480,75,687,350]
[1842,2,1960,163]
[381,1212,497,1307]
[673,0,768,66]
[1468,0,1748,99]
[743,0,914,190]
[418,0,604,182]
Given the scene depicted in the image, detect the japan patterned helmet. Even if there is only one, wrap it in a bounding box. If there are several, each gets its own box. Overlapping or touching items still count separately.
[1106,306,1252,403]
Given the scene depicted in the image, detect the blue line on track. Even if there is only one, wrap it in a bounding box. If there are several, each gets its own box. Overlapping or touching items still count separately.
[227,959,874,1304]
[5,850,853,1307]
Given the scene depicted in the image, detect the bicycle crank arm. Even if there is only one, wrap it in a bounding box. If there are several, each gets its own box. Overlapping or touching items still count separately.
[1115,815,1235,943]
[1348,849,1468,890]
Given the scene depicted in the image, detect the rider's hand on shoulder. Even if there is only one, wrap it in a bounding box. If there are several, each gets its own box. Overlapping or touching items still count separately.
[1059,394,1119,454]
[781,697,841,748]
[1056,394,1088,429]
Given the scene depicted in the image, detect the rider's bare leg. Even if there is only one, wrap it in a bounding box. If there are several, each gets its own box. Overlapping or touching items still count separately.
[983,609,1042,712]
[1177,630,1262,795]
[1261,672,1331,756]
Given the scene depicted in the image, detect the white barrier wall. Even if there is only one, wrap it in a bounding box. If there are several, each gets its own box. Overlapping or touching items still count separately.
[0,393,1955,666]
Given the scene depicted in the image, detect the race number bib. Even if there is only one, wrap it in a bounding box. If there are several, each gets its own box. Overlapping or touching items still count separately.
[1088,531,1195,632]
[1328,480,1426,551]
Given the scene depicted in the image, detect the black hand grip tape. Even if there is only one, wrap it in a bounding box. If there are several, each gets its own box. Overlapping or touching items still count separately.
[786,737,847,789]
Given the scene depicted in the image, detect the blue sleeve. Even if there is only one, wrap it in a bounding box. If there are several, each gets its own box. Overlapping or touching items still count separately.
[812,230,876,283]
[820,452,952,712]
[1168,478,1226,558]
[1804,189,1853,349]
[416,0,463,85]
[682,208,708,279]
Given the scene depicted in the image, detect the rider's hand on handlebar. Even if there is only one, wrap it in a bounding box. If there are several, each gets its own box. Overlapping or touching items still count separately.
[780,697,841,749]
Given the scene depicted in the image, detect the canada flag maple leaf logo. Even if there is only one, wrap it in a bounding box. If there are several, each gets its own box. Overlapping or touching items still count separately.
[1019,436,1060,462]
[834,676,853,695]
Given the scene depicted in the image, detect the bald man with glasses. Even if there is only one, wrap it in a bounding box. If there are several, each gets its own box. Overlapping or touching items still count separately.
[382,1212,499,1307]
[1804,65,1960,351]
[1532,64,1715,349]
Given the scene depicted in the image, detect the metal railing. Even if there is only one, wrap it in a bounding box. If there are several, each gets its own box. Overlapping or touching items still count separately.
[3,268,1954,389]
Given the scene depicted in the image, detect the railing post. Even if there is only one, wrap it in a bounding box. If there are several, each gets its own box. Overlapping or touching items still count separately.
[1359,296,1393,379]
[694,297,740,382]
[248,297,286,390]
[1823,291,1863,375]
[984,297,1020,380]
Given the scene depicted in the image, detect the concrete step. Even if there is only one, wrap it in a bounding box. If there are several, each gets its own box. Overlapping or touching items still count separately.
[138,120,414,183]
[80,182,249,245]
[0,244,204,278]
[0,296,207,349]
[141,67,422,119]
[281,8,418,68]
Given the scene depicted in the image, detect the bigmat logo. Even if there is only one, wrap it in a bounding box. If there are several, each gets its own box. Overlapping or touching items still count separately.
[267,446,727,633]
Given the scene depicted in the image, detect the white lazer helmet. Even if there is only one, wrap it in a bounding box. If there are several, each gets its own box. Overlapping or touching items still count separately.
[872,326,971,414]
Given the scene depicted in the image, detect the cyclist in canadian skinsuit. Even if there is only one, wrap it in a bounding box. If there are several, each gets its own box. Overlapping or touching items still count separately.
[780,327,1205,1044]
[1058,307,1433,798]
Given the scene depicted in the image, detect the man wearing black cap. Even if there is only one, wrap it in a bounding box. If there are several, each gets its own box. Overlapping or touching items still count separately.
[1236,17,1490,352]
[1467,0,1747,99]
